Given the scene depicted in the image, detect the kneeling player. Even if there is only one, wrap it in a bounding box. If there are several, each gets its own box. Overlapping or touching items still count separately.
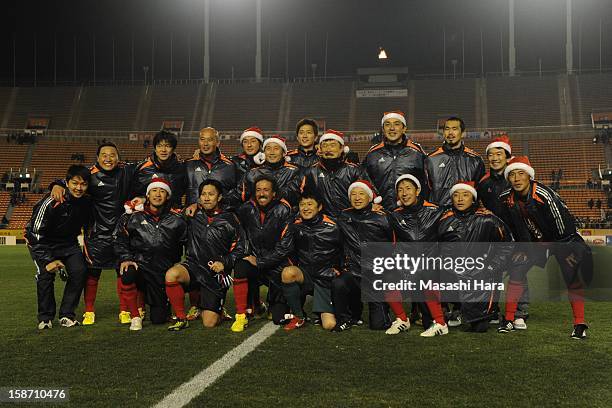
[113,179,187,330]
[165,179,244,330]
[281,193,342,331]
[26,165,91,329]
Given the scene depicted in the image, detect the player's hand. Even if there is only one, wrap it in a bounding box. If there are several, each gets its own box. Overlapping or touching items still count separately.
[243,255,257,267]
[512,252,528,264]
[51,185,66,203]
[184,203,198,217]
[193,148,200,160]
[45,260,65,272]
[372,203,383,212]
[131,197,145,208]
[119,261,138,274]
[208,261,225,273]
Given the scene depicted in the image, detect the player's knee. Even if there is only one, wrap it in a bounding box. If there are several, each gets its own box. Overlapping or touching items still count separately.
[322,318,336,331]
[165,266,181,282]
[281,266,298,283]
[201,311,220,328]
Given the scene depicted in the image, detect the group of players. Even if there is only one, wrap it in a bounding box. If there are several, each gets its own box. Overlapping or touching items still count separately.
[25,111,591,339]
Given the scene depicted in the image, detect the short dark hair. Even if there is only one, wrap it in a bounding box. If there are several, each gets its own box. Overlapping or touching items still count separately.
[66,165,90,182]
[253,174,278,194]
[96,141,119,157]
[153,131,177,149]
[299,192,322,205]
[198,179,223,196]
[445,116,465,133]
[295,118,319,137]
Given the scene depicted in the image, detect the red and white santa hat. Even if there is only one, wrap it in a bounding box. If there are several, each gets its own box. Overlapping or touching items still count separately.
[240,126,264,144]
[449,180,477,200]
[319,129,350,153]
[504,156,535,180]
[348,179,383,204]
[146,177,172,197]
[486,134,512,156]
[381,110,407,127]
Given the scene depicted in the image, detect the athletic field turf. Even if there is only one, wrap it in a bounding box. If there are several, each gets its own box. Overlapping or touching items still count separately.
[2,245,612,407]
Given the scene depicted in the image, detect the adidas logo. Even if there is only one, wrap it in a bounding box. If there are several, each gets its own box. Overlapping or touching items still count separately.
[399,220,408,227]
[195,167,202,172]
[140,220,148,225]
[152,174,159,178]
[439,162,446,168]
[447,226,454,231]
[97,181,105,186]
[378,157,385,163]
[319,173,325,178]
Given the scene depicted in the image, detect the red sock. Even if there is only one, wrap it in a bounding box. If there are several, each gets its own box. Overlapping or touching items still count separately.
[504,280,524,321]
[83,275,99,313]
[122,283,140,318]
[233,278,248,314]
[137,289,145,310]
[387,301,408,321]
[166,281,186,320]
[116,277,128,312]
[568,287,585,325]
[424,290,445,325]
[189,289,200,308]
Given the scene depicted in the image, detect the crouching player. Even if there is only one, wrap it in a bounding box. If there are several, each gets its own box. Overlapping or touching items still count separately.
[282,193,342,331]
[164,179,244,331]
[113,178,187,330]
[26,165,91,329]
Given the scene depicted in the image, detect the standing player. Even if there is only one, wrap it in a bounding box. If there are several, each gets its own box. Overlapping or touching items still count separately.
[427,117,485,208]
[477,135,529,326]
[388,174,448,337]
[300,130,363,218]
[233,127,264,181]
[113,179,187,330]
[51,142,138,325]
[437,181,513,332]
[26,165,91,329]
[287,118,320,170]
[498,157,591,339]
[232,175,293,331]
[281,192,342,331]
[334,180,393,332]
[164,179,244,331]
[132,131,187,208]
[363,111,430,210]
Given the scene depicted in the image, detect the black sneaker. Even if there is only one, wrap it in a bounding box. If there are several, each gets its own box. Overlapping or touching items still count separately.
[332,321,352,332]
[349,318,363,327]
[570,323,588,340]
[497,319,515,334]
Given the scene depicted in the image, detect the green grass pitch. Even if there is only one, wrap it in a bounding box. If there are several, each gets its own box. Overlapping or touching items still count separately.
[2,245,612,408]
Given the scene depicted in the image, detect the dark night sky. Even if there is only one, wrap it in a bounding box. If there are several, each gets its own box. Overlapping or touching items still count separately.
[2,0,612,84]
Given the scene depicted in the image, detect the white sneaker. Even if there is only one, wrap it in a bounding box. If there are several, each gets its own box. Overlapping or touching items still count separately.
[59,317,80,327]
[38,320,53,330]
[420,322,449,337]
[385,318,410,335]
[513,318,527,330]
[447,314,462,327]
[130,317,143,331]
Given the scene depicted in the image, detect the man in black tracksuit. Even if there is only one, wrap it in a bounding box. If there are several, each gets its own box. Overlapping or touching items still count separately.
[437,181,513,333]
[427,117,485,208]
[477,135,529,322]
[388,174,448,337]
[286,118,320,171]
[301,130,365,218]
[363,114,430,210]
[232,174,294,330]
[164,179,245,331]
[233,127,264,181]
[497,156,590,339]
[26,165,91,329]
[113,178,187,330]
[281,193,343,331]
[51,142,138,325]
[132,131,187,208]
[185,127,239,206]
[236,136,302,207]
[334,180,393,331]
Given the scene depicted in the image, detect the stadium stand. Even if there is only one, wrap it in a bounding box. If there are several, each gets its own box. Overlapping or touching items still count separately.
[288,81,352,130]
[145,85,199,132]
[7,193,45,230]
[75,86,142,130]
[0,140,28,176]
[413,78,476,130]
[213,82,283,131]
[7,87,76,130]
